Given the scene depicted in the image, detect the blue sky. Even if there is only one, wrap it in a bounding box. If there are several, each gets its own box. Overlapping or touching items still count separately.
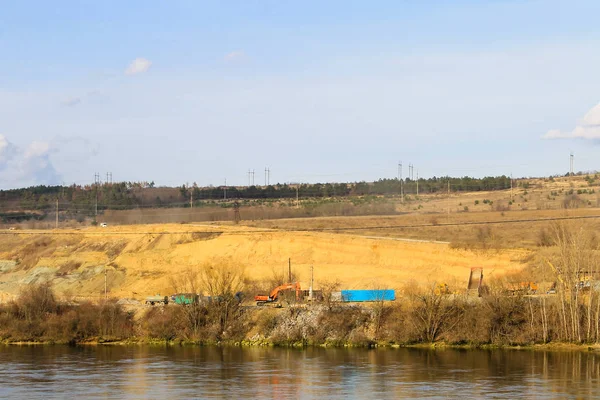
[1,0,600,188]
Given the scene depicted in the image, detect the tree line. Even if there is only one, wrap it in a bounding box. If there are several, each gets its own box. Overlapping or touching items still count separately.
[0,175,513,221]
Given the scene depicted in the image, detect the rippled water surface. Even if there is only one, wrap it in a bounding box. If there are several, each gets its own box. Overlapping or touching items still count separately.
[1,345,600,399]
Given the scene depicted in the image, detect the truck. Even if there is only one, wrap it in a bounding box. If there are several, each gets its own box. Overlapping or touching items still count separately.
[145,295,169,305]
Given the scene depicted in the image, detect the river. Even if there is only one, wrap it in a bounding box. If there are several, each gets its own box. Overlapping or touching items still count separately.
[1,345,599,399]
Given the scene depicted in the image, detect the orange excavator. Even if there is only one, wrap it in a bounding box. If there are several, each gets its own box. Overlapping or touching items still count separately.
[255,282,301,306]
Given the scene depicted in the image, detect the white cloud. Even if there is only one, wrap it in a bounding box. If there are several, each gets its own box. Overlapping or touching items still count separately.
[543,102,600,140]
[224,51,245,62]
[63,97,82,107]
[0,134,61,187]
[0,135,16,165]
[24,141,50,159]
[125,58,152,75]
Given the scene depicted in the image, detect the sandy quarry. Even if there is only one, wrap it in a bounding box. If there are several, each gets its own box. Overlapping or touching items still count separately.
[0,222,527,302]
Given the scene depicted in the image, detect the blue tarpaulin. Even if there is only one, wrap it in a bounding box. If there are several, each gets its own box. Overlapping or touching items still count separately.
[341,289,396,302]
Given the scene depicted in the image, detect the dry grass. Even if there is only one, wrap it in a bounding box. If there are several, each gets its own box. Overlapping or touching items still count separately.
[243,208,600,249]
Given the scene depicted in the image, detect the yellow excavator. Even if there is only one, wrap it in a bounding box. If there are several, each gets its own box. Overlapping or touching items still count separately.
[434,283,450,296]
[544,258,590,293]
[255,282,301,306]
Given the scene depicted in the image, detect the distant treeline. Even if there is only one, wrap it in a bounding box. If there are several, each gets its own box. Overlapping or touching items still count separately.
[189,175,512,200]
[0,176,512,221]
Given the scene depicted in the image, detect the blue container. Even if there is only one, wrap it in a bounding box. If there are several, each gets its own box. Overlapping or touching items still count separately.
[341,289,395,302]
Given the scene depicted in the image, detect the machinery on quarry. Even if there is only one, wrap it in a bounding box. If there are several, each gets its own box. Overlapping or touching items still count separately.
[506,281,539,296]
[255,282,301,306]
[145,294,169,306]
[434,283,450,296]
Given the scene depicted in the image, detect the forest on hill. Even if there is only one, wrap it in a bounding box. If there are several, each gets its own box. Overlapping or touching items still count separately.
[0,175,514,223]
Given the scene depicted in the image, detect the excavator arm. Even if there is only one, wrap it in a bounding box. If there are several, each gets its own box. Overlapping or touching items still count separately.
[255,282,301,305]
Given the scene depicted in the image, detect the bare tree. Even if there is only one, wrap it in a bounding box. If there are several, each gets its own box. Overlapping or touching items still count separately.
[169,268,206,338]
[169,261,246,340]
[199,261,246,337]
[547,222,599,342]
[320,279,341,311]
[406,281,463,343]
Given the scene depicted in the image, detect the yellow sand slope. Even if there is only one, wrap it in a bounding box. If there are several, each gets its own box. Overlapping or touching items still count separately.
[0,223,525,301]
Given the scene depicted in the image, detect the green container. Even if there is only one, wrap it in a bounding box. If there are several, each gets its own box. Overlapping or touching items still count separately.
[171,293,199,305]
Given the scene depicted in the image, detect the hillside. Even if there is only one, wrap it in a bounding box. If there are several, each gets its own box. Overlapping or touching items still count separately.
[0,223,526,302]
[0,175,599,303]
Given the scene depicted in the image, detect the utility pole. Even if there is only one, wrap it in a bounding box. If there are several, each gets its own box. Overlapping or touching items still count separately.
[310,265,314,302]
[416,170,419,196]
[190,189,193,209]
[94,173,99,219]
[296,185,299,208]
[233,201,241,224]
[398,161,404,202]
[288,258,292,283]
[55,198,59,229]
[447,179,450,220]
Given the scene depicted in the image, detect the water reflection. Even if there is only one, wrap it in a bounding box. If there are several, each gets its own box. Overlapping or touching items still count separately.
[0,346,599,399]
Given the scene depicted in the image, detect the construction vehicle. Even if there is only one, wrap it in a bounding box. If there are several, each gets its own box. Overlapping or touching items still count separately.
[434,283,450,296]
[545,258,594,293]
[255,282,301,306]
[145,294,169,305]
[506,281,538,296]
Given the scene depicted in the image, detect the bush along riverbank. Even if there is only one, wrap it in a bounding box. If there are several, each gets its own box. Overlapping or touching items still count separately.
[3,284,600,349]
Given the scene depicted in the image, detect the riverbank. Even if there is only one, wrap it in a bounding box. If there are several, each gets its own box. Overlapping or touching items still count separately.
[4,283,600,349]
[4,339,600,355]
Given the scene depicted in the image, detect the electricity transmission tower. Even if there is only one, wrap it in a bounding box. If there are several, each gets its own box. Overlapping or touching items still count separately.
[94,173,100,218]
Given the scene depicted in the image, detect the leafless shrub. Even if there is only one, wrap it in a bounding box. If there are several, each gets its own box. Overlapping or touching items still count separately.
[17,283,58,323]
[563,194,584,209]
[140,306,186,341]
[537,227,554,247]
[494,201,510,212]
[168,259,247,341]
[404,282,464,343]
[319,279,341,311]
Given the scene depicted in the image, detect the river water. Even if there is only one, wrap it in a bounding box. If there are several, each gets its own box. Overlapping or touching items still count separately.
[1,345,599,399]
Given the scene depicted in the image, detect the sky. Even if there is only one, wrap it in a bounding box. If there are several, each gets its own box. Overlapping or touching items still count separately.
[1,0,600,189]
